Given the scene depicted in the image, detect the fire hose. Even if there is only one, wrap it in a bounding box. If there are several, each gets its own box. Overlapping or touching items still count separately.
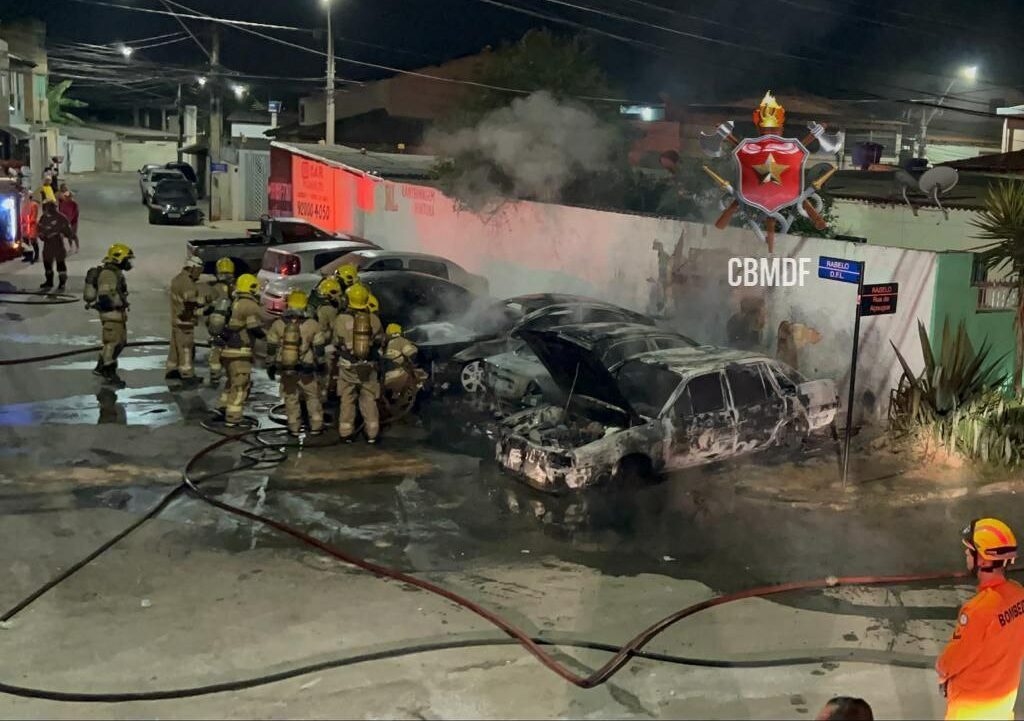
[0,342,986,702]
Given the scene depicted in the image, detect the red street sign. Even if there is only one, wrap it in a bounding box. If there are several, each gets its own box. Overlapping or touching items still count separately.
[860,282,899,316]
[733,135,809,214]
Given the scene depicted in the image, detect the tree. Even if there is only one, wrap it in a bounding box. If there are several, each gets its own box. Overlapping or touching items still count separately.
[972,180,1024,396]
[47,80,88,124]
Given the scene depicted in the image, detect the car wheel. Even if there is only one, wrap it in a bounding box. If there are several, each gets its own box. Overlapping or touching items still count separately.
[147,209,161,225]
[460,360,486,393]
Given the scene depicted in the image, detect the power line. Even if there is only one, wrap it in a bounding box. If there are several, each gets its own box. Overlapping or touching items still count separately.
[66,0,316,31]
[157,0,211,59]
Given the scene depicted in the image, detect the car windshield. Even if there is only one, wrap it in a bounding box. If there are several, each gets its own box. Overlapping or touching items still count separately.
[614,360,681,417]
[151,171,180,182]
[153,181,195,202]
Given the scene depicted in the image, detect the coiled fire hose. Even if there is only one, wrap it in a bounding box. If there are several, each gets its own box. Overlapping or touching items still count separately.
[0,337,987,702]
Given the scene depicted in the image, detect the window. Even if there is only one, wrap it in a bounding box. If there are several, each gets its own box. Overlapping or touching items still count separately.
[364,258,404,272]
[408,259,449,279]
[768,364,798,394]
[673,386,693,419]
[602,339,651,368]
[313,251,348,269]
[615,361,680,418]
[687,373,725,414]
[726,364,769,406]
[652,335,697,350]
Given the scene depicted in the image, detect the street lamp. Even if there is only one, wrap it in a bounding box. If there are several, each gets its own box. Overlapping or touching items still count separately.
[231,83,247,100]
[196,76,207,88]
[323,0,335,145]
[119,44,133,58]
[917,64,979,158]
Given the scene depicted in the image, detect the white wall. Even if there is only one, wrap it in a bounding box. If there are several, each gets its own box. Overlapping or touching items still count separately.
[351,181,938,421]
[231,122,272,139]
[833,200,980,252]
[67,139,96,173]
[118,141,177,173]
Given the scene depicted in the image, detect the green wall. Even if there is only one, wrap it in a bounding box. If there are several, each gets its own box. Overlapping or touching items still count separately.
[931,252,1016,390]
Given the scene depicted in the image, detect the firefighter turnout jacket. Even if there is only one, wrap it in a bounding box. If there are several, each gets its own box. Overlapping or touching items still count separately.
[221,293,263,358]
[266,313,326,371]
[937,576,1024,720]
[169,269,204,327]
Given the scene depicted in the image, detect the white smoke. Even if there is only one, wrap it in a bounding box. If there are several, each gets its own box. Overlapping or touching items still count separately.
[430,91,618,205]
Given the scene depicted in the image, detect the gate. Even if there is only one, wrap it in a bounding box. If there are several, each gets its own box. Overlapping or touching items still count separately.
[239,149,270,220]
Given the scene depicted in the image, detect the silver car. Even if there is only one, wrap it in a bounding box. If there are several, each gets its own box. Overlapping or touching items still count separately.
[321,249,490,296]
[258,239,377,317]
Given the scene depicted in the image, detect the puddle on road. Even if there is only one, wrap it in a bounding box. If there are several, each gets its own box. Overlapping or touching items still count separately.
[43,355,167,372]
[0,385,194,427]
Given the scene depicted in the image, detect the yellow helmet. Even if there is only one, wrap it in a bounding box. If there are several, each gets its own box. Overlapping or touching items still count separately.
[346,282,370,310]
[105,243,134,265]
[386,323,402,336]
[317,276,343,300]
[215,257,235,276]
[235,273,260,295]
[963,518,1018,566]
[286,289,309,312]
[335,263,359,287]
[367,294,380,313]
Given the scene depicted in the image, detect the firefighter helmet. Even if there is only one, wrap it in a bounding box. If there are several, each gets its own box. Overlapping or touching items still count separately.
[105,243,134,265]
[185,255,203,271]
[317,276,343,300]
[235,273,260,295]
[215,257,235,276]
[335,263,359,287]
[963,518,1018,566]
[386,323,402,336]
[346,283,370,310]
[286,290,309,311]
[367,294,379,313]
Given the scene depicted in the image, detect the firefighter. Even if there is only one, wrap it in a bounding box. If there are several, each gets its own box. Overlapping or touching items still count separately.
[266,290,327,436]
[204,257,235,384]
[36,200,73,291]
[88,243,134,386]
[335,262,359,295]
[333,282,383,443]
[366,293,380,314]
[216,273,264,426]
[165,256,205,383]
[309,276,344,338]
[381,323,424,399]
[937,517,1024,720]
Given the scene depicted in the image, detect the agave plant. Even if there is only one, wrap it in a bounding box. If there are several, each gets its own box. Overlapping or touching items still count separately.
[890,318,1007,431]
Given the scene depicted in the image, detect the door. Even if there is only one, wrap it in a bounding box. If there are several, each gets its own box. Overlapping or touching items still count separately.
[666,371,737,468]
[724,363,786,452]
[240,150,270,220]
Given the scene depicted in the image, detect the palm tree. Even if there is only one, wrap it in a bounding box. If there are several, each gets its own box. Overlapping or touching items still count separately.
[47,80,88,124]
[972,180,1024,396]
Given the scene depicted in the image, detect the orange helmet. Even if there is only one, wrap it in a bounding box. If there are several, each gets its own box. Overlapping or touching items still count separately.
[963,518,1017,566]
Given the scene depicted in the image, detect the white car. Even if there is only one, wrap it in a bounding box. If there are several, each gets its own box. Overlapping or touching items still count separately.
[139,167,185,204]
[258,239,378,317]
[321,249,490,296]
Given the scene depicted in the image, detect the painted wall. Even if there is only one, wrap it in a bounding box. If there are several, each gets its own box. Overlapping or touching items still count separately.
[118,141,178,173]
[931,253,1016,389]
[833,200,980,252]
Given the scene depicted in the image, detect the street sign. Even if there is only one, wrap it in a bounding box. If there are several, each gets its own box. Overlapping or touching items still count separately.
[268,100,282,113]
[210,161,228,173]
[818,256,862,284]
[860,282,899,316]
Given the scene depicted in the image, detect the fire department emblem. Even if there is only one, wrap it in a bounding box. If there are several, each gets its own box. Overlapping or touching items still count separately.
[699,91,843,252]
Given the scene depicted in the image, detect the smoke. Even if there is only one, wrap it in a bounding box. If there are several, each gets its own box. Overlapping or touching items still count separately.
[429,91,619,207]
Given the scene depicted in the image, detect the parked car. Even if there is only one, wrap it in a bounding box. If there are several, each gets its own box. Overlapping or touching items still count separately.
[322,249,490,296]
[147,178,203,225]
[258,239,379,314]
[164,161,198,186]
[484,321,699,403]
[187,216,377,275]
[495,330,839,493]
[407,294,658,394]
[139,167,185,204]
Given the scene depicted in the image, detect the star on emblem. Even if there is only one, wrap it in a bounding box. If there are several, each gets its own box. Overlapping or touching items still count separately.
[753,153,789,185]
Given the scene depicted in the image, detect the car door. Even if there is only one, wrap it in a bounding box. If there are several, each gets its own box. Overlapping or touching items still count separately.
[725,363,786,452]
[665,371,737,468]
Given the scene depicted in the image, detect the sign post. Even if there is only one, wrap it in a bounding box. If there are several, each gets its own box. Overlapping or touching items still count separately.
[818,257,900,485]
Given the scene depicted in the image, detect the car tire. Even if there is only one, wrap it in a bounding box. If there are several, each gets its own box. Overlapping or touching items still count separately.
[147,209,162,225]
[459,360,486,394]
[611,454,653,487]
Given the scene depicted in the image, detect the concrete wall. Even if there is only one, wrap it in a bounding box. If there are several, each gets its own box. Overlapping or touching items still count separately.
[118,141,178,173]
[832,200,981,252]
[231,122,272,139]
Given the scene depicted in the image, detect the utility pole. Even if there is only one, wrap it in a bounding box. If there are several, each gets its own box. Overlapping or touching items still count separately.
[208,23,221,206]
[176,82,184,163]
[325,0,335,145]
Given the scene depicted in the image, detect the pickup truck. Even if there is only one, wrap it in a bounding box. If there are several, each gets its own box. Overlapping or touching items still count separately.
[187,216,376,275]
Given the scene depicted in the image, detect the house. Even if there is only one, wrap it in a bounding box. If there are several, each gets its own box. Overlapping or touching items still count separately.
[997,104,1024,153]
[0,19,55,174]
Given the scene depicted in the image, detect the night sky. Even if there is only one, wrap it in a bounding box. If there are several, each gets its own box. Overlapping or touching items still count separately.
[5,0,1023,112]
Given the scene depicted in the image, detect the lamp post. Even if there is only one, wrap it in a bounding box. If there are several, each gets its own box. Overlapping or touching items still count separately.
[323,0,335,145]
[917,65,978,158]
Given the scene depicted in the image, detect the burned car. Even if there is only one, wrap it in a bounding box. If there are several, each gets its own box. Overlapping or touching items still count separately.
[495,327,839,493]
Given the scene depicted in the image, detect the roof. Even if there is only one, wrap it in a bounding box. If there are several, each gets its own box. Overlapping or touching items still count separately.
[633,345,771,374]
[265,238,371,254]
[542,321,691,344]
[824,168,1000,211]
[7,52,35,69]
[271,141,436,181]
[84,123,178,141]
[347,248,453,262]
[940,149,1024,173]
[59,125,117,141]
[997,105,1024,117]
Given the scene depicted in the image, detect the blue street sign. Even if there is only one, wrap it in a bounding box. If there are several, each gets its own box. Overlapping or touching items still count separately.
[210,161,228,173]
[818,256,862,284]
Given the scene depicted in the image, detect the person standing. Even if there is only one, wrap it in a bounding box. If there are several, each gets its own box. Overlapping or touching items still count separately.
[36,201,73,291]
[38,178,56,205]
[57,184,79,253]
[266,290,327,436]
[216,274,264,426]
[333,283,383,443]
[381,323,423,399]
[937,517,1024,720]
[89,243,134,386]
[204,257,235,385]
[165,256,205,384]
[19,190,39,263]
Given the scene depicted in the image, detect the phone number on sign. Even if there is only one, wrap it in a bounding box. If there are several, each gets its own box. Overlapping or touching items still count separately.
[296,200,331,222]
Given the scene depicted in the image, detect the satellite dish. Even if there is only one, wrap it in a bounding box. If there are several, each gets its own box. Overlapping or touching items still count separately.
[918,167,959,220]
[893,169,920,216]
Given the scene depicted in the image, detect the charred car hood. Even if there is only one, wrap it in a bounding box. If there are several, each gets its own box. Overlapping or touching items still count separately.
[516,328,639,424]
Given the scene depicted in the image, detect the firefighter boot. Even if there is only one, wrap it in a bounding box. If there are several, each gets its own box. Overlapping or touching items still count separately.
[39,272,53,290]
[57,273,67,292]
